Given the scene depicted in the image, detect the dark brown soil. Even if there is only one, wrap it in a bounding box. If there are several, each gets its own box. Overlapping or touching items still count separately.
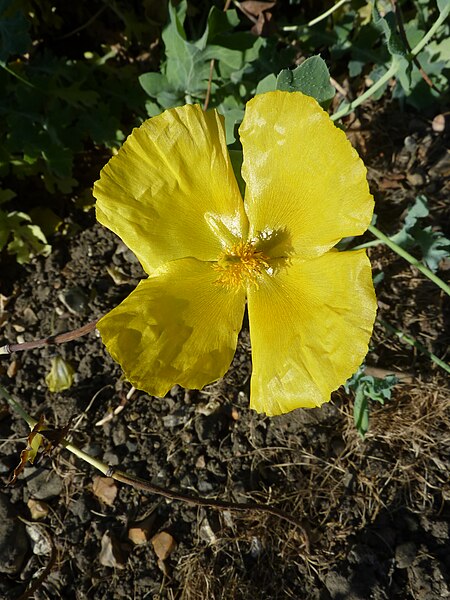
[0,102,449,599]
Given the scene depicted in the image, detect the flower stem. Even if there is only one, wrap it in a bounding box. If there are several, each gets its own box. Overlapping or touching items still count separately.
[410,3,450,58]
[368,224,450,297]
[331,60,399,122]
[379,319,450,375]
[282,0,350,30]
[1,384,308,534]
[331,3,450,122]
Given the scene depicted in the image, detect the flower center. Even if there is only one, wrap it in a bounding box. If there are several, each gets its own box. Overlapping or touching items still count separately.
[214,241,270,288]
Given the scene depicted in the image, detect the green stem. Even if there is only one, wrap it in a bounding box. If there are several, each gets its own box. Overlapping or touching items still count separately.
[282,0,350,30]
[410,3,450,57]
[0,384,109,475]
[368,224,450,296]
[379,319,450,375]
[1,384,307,531]
[331,60,398,122]
[0,62,36,89]
[331,3,450,121]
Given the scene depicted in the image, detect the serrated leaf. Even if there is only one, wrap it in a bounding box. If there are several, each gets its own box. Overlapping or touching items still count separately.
[2,210,51,264]
[412,226,450,272]
[276,56,335,108]
[346,367,397,438]
[390,195,450,271]
[45,355,75,392]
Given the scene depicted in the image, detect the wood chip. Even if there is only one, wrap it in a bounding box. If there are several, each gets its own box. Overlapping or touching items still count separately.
[92,476,118,506]
[27,498,49,520]
[151,531,177,561]
[128,527,148,545]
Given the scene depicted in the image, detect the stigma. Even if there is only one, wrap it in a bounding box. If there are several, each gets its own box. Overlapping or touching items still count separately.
[214,241,270,288]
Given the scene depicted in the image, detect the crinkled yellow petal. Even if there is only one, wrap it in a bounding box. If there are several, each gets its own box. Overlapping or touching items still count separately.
[97,258,246,396]
[247,250,377,416]
[94,105,247,274]
[239,91,374,260]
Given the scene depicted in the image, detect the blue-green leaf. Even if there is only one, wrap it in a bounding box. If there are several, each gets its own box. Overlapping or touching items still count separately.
[276,56,335,108]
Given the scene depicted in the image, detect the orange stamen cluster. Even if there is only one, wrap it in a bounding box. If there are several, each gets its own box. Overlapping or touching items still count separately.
[214,241,270,288]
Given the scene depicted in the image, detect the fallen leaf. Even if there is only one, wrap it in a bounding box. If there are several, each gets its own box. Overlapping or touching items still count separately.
[99,531,127,569]
[151,531,177,561]
[92,476,118,506]
[128,513,156,545]
[8,415,45,485]
[128,527,148,545]
[240,0,276,17]
[45,355,75,392]
[27,498,50,520]
[7,359,20,378]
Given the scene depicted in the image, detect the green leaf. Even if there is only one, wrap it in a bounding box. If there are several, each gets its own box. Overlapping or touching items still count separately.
[1,210,51,264]
[372,6,406,57]
[45,355,75,393]
[346,367,397,438]
[353,390,370,438]
[276,56,335,108]
[255,73,277,94]
[390,195,450,271]
[0,187,15,205]
[437,0,448,14]
[0,0,31,62]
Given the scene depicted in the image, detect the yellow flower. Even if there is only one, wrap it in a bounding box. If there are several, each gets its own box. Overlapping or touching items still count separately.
[94,91,377,416]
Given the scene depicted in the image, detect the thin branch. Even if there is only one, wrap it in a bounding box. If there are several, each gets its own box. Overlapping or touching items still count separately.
[1,385,310,548]
[0,319,99,355]
[379,319,450,375]
[390,0,434,88]
[282,0,350,31]
[368,224,450,297]
[331,3,450,121]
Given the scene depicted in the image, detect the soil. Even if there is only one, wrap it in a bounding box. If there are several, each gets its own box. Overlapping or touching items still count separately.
[0,101,449,600]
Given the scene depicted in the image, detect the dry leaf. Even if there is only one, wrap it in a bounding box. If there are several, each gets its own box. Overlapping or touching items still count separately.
[128,514,156,545]
[240,0,275,17]
[45,355,75,392]
[99,532,127,569]
[27,498,50,520]
[8,416,73,485]
[151,531,177,561]
[8,415,45,485]
[7,359,20,378]
[92,476,118,506]
[128,527,148,545]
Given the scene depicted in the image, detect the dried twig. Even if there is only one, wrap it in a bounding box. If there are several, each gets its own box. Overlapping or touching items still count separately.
[0,319,99,355]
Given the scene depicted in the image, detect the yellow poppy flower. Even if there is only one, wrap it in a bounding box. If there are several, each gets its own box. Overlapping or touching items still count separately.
[94,91,377,416]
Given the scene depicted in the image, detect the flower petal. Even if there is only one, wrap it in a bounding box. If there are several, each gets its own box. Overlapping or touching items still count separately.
[94,105,247,274]
[97,258,246,396]
[247,250,377,416]
[239,91,373,259]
